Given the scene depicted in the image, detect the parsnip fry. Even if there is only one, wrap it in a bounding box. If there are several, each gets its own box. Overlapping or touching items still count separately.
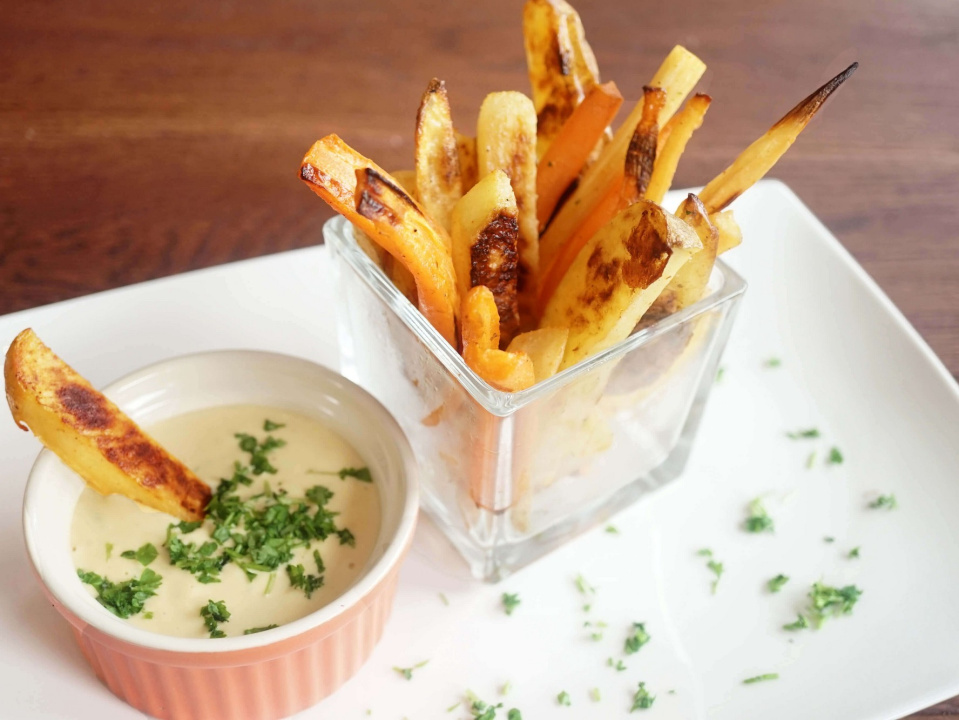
[646,93,712,205]
[712,209,743,254]
[538,46,705,271]
[477,91,540,313]
[300,136,458,345]
[455,131,478,192]
[542,200,702,369]
[462,286,535,392]
[620,86,665,206]
[654,194,719,316]
[507,327,568,382]
[451,170,521,345]
[523,0,601,157]
[700,63,858,213]
[415,78,463,231]
[5,329,211,522]
[537,81,623,231]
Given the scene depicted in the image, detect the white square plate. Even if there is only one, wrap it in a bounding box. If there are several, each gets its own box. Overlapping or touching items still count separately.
[1,180,957,719]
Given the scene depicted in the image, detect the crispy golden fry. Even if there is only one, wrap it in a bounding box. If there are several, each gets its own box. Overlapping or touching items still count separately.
[477,91,540,312]
[542,200,702,369]
[455,131,478,192]
[652,194,719,317]
[538,45,706,271]
[5,329,211,522]
[415,78,463,231]
[451,170,521,345]
[352,166,459,346]
[523,0,600,157]
[620,86,666,206]
[390,169,419,200]
[461,286,536,392]
[712,209,743,254]
[300,136,457,345]
[506,327,568,382]
[646,93,711,205]
[700,63,858,213]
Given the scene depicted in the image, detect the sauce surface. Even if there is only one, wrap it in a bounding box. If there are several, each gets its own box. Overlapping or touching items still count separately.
[71,404,380,638]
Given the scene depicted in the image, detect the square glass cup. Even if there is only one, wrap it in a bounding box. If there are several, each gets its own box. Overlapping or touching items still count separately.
[325,216,746,581]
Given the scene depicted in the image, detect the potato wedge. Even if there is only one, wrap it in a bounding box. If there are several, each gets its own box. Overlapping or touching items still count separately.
[353,167,459,346]
[415,78,463,231]
[523,0,600,157]
[538,45,705,271]
[507,327,568,382]
[646,93,711,205]
[461,286,536,392]
[700,62,858,213]
[455,131,478,192]
[542,200,702,369]
[5,329,211,522]
[451,170,521,345]
[477,91,540,312]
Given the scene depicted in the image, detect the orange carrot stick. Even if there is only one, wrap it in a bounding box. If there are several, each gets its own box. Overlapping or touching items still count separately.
[536,81,623,231]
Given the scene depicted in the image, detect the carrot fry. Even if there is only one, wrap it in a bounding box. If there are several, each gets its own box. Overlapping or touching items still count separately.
[461,286,535,392]
[536,81,623,231]
[646,93,711,205]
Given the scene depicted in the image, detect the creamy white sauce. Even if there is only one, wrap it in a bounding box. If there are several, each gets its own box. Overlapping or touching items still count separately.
[70,405,380,638]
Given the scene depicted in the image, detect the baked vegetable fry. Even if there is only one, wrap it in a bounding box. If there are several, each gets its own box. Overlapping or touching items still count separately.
[507,327,569,383]
[5,329,211,522]
[523,0,601,157]
[451,170,521,345]
[455,131,479,192]
[477,91,540,312]
[537,81,623,231]
[645,93,712,205]
[713,209,743,254]
[538,45,706,271]
[699,62,858,213]
[353,167,459,346]
[537,87,664,314]
[542,200,702,369]
[415,78,463,231]
[653,194,719,315]
[461,286,536,392]
[299,135,458,345]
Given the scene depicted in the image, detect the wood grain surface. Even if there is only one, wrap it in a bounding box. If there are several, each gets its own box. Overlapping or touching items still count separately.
[1,1,957,715]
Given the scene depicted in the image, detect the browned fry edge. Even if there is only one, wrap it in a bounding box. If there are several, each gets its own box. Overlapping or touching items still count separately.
[624,86,666,201]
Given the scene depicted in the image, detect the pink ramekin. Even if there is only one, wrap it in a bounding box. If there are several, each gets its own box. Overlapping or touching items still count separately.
[22,350,419,720]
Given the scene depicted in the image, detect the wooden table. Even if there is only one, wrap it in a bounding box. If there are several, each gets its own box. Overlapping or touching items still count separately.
[1,1,957,715]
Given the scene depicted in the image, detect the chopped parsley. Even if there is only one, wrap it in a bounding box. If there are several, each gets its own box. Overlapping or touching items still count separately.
[501,593,521,616]
[787,428,820,439]
[870,494,898,510]
[783,614,809,631]
[807,582,863,627]
[707,559,724,593]
[827,447,844,464]
[105,542,113,560]
[439,592,450,606]
[608,657,627,672]
[200,599,230,638]
[605,525,619,534]
[806,451,817,469]
[234,432,285,475]
[715,366,725,383]
[243,624,278,635]
[848,546,861,559]
[121,542,158,567]
[764,357,782,368]
[143,611,154,619]
[308,467,373,483]
[697,548,713,556]
[584,619,607,640]
[743,673,779,684]
[500,682,511,696]
[575,574,596,596]
[744,498,774,533]
[77,567,161,618]
[767,574,789,593]
[286,563,324,599]
[557,691,571,706]
[507,711,522,720]
[263,419,285,431]
[631,682,655,711]
[463,691,520,720]
[590,688,601,702]
[624,622,650,654]
[824,536,835,543]
[393,659,429,680]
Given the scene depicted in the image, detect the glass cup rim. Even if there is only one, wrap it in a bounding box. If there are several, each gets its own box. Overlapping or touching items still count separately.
[325,215,747,415]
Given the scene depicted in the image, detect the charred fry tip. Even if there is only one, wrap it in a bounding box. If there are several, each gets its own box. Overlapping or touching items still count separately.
[425,77,446,95]
[299,163,316,183]
[354,167,423,224]
[776,61,859,128]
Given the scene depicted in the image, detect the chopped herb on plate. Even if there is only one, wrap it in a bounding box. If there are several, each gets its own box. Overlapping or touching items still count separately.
[501,592,521,616]
[605,525,619,534]
[848,546,861,559]
[557,691,571,706]
[808,582,862,626]
[786,428,820,440]
[827,447,844,464]
[744,497,774,533]
[743,673,779,684]
[764,357,782,368]
[870,494,898,510]
[767,574,789,593]
[607,657,627,672]
[393,659,429,680]
[631,682,655,711]
[624,622,650,654]
[783,614,809,631]
[590,688,601,702]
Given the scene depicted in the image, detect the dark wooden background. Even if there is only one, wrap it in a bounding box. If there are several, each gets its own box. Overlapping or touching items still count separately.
[1,1,957,714]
